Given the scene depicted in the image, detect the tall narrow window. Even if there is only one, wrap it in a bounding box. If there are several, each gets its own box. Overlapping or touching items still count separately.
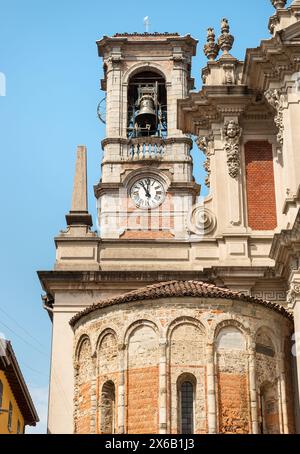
[100,381,115,434]
[8,401,13,432]
[180,381,194,434]
[0,380,3,410]
[17,420,21,434]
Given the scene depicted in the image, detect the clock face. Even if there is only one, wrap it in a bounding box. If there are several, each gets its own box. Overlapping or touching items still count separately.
[130,177,165,209]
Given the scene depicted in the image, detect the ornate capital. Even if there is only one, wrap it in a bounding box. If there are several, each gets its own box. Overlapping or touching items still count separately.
[223,121,242,179]
[118,342,126,352]
[265,88,284,145]
[287,282,300,309]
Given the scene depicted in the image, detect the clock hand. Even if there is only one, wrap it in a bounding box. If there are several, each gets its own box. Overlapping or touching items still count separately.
[146,179,151,196]
[141,181,151,198]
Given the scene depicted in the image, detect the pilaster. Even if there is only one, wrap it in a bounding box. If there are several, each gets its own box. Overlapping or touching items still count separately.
[206,343,217,434]
[159,340,168,434]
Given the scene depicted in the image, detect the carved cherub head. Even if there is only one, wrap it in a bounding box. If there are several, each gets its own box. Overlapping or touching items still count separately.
[224,120,241,140]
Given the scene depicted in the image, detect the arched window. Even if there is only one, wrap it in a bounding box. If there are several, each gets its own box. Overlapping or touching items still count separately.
[100,381,115,434]
[0,379,3,409]
[177,375,195,434]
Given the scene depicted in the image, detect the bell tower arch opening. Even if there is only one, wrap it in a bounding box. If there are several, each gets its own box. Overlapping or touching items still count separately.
[127,70,167,139]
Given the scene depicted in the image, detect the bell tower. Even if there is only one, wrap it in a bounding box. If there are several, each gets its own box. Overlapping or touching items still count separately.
[95,33,199,243]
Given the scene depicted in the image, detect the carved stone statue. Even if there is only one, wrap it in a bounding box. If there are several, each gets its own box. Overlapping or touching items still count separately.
[223,121,242,178]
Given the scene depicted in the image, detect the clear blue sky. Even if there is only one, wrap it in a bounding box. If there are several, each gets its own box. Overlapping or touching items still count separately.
[0,0,275,433]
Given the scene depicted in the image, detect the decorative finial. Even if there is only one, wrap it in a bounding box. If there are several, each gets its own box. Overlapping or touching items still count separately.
[271,0,287,9]
[203,28,219,61]
[218,18,234,55]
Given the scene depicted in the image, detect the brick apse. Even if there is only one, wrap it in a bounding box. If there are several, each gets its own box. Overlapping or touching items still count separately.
[71,282,295,434]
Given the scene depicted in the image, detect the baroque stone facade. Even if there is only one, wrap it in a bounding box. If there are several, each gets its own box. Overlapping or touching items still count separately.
[39,1,300,435]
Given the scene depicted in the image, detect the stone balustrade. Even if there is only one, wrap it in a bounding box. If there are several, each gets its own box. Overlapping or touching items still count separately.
[129,137,165,160]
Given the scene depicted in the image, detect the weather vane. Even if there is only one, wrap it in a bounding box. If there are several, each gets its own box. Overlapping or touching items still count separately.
[144,16,150,33]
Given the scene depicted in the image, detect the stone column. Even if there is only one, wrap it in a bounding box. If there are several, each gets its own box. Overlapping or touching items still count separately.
[277,377,284,433]
[288,279,300,431]
[206,343,217,434]
[117,343,126,434]
[248,345,259,434]
[159,340,168,434]
[90,357,97,434]
[279,353,289,434]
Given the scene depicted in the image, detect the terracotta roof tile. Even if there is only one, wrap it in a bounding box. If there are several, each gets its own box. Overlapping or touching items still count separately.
[70,280,292,327]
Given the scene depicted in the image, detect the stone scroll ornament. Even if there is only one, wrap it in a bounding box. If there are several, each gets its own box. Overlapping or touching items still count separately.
[195,134,214,188]
[186,205,217,236]
[223,120,242,179]
[265,89,284,146]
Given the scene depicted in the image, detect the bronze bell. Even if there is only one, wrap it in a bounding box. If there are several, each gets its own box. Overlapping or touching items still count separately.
[135,95,157,133]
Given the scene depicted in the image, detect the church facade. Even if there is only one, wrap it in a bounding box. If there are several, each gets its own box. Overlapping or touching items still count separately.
[39,0,300,434]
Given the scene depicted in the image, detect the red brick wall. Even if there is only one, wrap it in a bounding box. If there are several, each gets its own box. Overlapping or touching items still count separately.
[76,382,92,434]
[244,141,277,231]
[217,372,250,434]
[127,366,159,434]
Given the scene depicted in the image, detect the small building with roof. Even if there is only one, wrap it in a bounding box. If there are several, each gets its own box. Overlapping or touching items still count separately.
[0,339,39,434]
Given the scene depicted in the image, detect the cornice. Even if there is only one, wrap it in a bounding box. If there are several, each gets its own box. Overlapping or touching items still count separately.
[270,209,300,277]
[97,34,198,57]
[94,182,121,198]
[177,87,256,134]
[243,22,300,90]
[101,137,193,150]
[38,269,211,295]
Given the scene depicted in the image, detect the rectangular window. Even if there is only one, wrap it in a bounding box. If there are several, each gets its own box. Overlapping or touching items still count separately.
[180,381,194,434]
[8,401,13,432]
[0,379,3,410]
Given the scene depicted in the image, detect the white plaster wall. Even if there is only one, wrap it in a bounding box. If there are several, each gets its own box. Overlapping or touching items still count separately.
[48,310,75,434]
